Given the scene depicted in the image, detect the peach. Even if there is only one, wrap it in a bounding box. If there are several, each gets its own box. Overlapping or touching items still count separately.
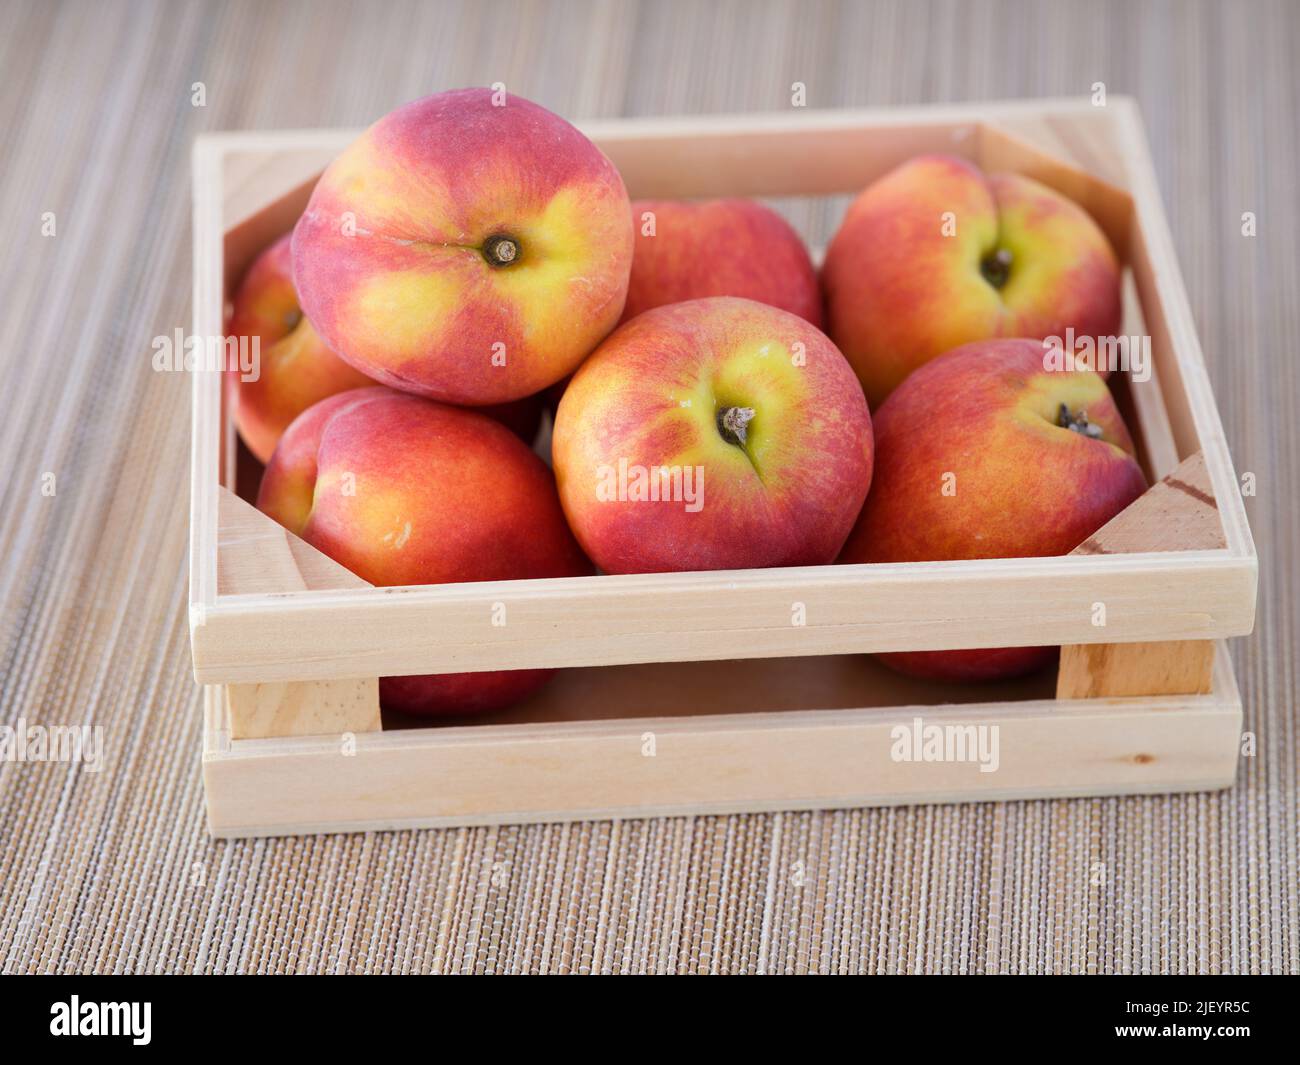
[257,387,590,714]
[622,199,822,326]
[292,88,633,405]
[381,670,554,719]
[838,338,1148,682]
[821,155,1122,407]
[227,234,374,463]
[553,297,873,574]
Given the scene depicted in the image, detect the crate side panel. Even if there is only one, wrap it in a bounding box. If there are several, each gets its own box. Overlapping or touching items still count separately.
[193,552,1254,683]
[204,687,1241,837]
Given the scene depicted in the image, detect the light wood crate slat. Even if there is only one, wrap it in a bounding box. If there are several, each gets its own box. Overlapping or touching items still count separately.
[202,644,1242,838]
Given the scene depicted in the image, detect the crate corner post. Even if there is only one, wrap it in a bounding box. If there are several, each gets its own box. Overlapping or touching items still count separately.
[1057,451,1222,700]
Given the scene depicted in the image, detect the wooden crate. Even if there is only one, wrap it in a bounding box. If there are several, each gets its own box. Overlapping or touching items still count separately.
[190,97,1256,838]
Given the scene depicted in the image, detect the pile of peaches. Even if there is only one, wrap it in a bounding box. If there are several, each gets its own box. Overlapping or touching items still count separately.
[229,88,1147,716]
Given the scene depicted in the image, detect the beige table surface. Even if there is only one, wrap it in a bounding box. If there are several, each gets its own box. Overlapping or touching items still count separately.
[0,0,1294,974]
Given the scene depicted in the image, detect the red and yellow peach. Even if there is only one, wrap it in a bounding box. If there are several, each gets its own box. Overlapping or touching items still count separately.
[227,234,374,463]
[622,199,822,326]
[821,154,1121,407]
[292,88,634,406]
[553,297,873,574]
[257,387,590,713]
[838,338,1147,681]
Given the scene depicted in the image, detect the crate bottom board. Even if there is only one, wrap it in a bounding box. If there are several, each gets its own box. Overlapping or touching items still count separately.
[201,645,1243,838]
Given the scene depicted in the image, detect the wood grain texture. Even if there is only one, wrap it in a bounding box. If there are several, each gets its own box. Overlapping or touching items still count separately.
[1057,641,1216,699]
[1072,451,1225,556]
[216,487,371,596]
[1059,453,1220,697]
[215,490,383,739]
[205,650,1242,837]
[225,677,381,740]
[0,0,1292,974]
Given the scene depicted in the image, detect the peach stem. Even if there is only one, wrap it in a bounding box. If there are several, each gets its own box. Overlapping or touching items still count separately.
[718,405,756,447]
